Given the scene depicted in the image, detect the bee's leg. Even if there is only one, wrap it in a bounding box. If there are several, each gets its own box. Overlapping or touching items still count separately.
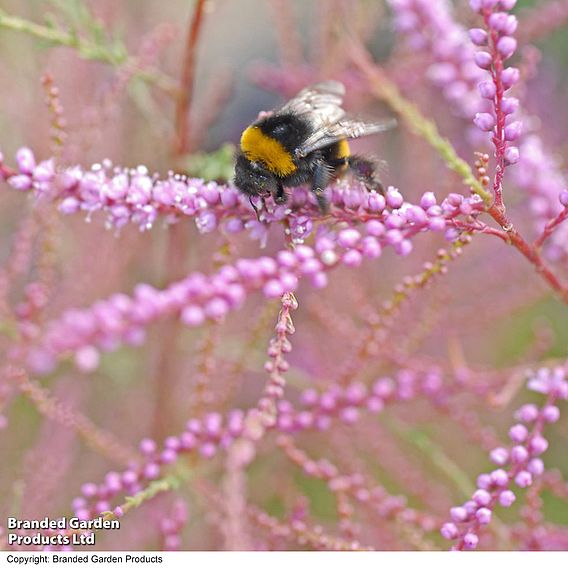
[274,180,287,204]
[249,195,266,221]
[311,161,333,214]
[347,155,385,195]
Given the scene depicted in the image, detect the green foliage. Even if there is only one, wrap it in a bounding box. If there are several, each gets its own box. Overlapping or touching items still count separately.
[45,0,126,63]
[495,296,568,364]
[181,144,236,182]
[0,4,177,94]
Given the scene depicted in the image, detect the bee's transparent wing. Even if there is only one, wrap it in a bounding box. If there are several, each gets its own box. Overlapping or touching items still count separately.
[279,80,346,121]
[276,81,347,152]
[295,118,397,158]
[277,80,396,158]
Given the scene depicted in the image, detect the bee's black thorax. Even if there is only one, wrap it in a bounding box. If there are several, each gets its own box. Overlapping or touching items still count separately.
[256,113,311,157]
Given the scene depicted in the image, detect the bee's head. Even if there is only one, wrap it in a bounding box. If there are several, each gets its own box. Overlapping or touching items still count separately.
[234,153,275,197]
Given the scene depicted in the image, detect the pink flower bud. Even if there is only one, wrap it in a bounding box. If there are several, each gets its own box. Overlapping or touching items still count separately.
[490,447,509,465]
[342,249,363,267]
[204,297,229,319]
[75,346,100,373]
[501,67,520,89]
[491,469,509,487]
[469,0,482,12]
[338,228,361,248]
[263,279,284,298]
[8,174,32,191]
[181,305,205,327]
[504,146,519,165]
[386,187,403,208]
[529,435,548,455]
[504,121,522,141]
[474,112,495,131]
[81,483,98,498]
[478,81,496,99]
[140,438,157,454]
[509,423,528,442]
[477,473,492,489]
[59,196,81,214]
[511,445,529,463]
[474,51,493,70]
[366,219,385,237]
[420,191,437,208]
[441,523,458,540]
[450,507,468,522]
[542,405,560,423]
[469,28,488,46]
[504,15,518,35]
[498,490,516,507]
[527,458,544,476]
[489,12,508,32]
[501,97,519,114]
[143,463,160,479]
[497,37,517,59]
[469,0,483,12]
[473,489,491,506]
[463,532,479,550]
[15,147,36,173]
[514,470,532,488]
[396,239,413,256]
[367,191,386,212]
[476,507,492,524]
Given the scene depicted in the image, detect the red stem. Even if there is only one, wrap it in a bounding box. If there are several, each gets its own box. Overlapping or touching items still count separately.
[451,220,510,242]
[483,8,507,214]
[174,0,207,156]
[0,164,17,179]
[488,204,568,304]
[533,208,568,250]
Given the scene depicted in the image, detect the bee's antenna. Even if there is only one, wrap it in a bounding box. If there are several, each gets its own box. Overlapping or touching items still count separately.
[249,196,263,222]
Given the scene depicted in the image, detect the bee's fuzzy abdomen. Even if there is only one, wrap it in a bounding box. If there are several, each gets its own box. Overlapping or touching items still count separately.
[240,126,296,176]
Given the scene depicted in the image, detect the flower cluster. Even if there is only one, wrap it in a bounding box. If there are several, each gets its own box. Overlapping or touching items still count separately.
[470,0,520,207]
[1,147,482,247]
[70,368,446,524]
[389,0,486,119]
[1,147,252,234]
[0,149,486,375]
[441,366,567,550]
[512,136,568,260]
[390,0,568,259]
[278,435,438,534]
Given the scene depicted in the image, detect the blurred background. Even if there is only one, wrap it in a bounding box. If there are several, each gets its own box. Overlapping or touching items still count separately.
[0,0,567,551]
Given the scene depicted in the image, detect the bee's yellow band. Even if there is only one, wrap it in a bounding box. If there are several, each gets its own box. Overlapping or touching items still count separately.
[240,126,297,176]
[336,139,350,159]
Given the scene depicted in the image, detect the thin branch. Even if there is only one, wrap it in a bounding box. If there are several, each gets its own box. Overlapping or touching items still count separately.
[174,0,208,156]
[351,42,568,305]
[534,207,568,250]
[488,204,568,303]
[0,8,179,96]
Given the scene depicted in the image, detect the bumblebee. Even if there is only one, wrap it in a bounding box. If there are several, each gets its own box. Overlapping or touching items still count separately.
[234,80,395,213]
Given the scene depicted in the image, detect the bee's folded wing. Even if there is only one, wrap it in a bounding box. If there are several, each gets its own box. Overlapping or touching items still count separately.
[295,118,397,158]
[277,81,347,150]
[279,80,346,117]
